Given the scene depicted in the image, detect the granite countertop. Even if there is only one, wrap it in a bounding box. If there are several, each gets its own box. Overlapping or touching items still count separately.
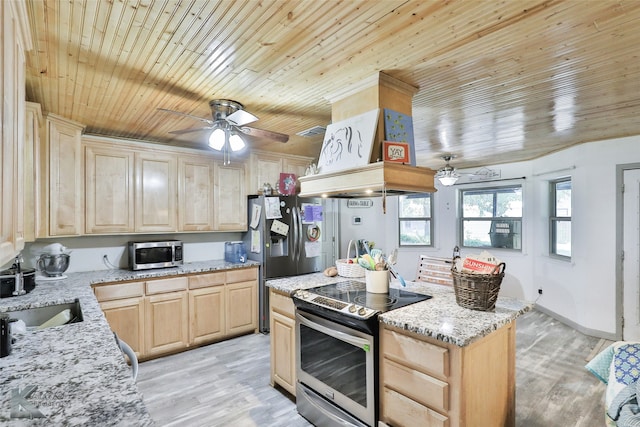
[266,272,533,347]
[0,260,257,425]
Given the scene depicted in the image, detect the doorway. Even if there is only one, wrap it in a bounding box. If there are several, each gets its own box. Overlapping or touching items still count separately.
[622,167,640,340]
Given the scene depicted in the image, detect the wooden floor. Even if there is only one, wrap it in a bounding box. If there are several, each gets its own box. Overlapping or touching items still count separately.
[137,309,610,426]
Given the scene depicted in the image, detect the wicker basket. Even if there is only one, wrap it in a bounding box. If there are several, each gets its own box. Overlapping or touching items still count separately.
[451,261,506,311]
[335,240,366,278]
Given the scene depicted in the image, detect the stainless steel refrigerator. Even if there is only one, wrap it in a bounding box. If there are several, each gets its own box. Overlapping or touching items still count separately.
[243,195,335,332]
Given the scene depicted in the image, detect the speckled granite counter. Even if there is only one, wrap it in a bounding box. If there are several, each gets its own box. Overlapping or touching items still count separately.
[266,272,532,347]
[0,260,257,425]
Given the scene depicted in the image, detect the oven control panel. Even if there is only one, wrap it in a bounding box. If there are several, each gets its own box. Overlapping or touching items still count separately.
[293,289,378,319]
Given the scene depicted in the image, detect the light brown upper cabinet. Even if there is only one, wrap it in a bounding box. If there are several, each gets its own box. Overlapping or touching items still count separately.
[0,0,30,263]
[213,161,247,231]
[44,113,86,237]
[135,151,178,233]
[85,143,135,234]
[283,157,312,181]
[24,102,42,243]
[178,155,215,232]
[248,151,313,195]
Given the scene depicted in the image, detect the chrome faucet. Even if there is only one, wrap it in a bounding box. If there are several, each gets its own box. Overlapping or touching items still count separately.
[12,254,25,296]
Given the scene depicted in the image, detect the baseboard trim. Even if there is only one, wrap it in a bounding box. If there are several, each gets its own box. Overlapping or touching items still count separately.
[534,305,619,341]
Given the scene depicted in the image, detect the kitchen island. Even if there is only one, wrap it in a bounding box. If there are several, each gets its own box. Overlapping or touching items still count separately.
[266,272,532,427]
[0,260,257,425]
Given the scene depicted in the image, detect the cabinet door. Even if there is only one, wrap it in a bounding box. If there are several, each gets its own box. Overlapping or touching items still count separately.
[225,280,257,336]
[189,286,225,345]
[46,114,85,236]
[178,156,214,231]
[135,152,177,232]
[23,102,42,242]
[270,310,296,395]
[100,297,145,358]
[0,4,16,263]
[214,162,247,231]
[145,291,189,356]
[283,157,311,179]
[0,5,29,264]
[85,144,135,234]
[251,153,282,194]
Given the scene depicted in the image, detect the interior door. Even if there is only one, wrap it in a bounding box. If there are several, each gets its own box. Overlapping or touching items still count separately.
[623,169,640,340]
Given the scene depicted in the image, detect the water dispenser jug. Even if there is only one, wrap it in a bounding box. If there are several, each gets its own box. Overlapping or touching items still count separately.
[225,242,247,263]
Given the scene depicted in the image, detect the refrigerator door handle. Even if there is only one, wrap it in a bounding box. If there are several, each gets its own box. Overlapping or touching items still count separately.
[293,206,302,262]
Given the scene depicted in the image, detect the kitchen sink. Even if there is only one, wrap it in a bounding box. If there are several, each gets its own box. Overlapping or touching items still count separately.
[7,299,83,329]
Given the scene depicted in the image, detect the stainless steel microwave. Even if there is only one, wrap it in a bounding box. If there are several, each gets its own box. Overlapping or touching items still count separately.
[128,240,183,271]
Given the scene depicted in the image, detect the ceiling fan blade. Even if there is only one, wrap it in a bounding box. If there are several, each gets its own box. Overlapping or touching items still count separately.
[238,126,289,143]
[227,109,258,126]
[158,108,214,125]
[169,126,214,135]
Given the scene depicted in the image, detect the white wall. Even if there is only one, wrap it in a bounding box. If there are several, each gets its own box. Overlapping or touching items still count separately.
[338,135,640,339]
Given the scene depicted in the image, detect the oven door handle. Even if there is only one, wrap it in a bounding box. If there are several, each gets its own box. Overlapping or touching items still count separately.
[296,312,371,348]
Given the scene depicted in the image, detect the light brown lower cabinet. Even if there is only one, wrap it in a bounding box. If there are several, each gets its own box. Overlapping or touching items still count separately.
[269,289,296,396]
[95,281,145,358]
[379,321,516,427]
[226,280,258,336]
[94,266,258,360]
[225,268,259,336]
[189,285,225,345]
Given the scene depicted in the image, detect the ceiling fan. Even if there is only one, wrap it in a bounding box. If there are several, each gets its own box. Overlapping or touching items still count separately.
[435,154,500,186]
[158,99,289,163]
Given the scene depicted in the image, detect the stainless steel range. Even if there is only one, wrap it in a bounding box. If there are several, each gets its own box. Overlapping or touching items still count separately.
[292,280,431,427]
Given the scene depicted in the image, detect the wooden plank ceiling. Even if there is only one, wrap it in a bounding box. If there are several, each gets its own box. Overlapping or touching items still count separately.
[24,0,640,170]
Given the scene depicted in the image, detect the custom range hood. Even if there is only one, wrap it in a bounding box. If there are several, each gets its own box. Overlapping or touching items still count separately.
[299,72,437,204]
[298,161,435,198]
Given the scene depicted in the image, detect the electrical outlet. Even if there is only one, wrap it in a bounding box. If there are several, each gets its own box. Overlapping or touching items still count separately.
[538,288,543,295]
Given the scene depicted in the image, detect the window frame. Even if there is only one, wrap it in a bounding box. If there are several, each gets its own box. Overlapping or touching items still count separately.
[549,177,572,260]
[458,184,523,251]
[398,193,434,247]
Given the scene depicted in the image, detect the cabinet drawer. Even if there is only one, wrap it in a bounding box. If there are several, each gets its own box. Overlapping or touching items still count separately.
[382,328,449,378]
[383,387,449,427]
[189,272,225,289]
[270,290,295,318]
[383,358,449,413]
[146,277,188,294]
[94,281,144,301]
[226,267,257,283]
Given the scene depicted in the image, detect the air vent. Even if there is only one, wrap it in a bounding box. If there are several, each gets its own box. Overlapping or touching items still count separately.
[296,125,326,137]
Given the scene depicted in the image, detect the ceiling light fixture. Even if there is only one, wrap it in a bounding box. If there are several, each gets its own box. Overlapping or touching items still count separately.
[208,127,226,150]
[435,154,460,186]
[207,123,247,165]
[228,131,246,152]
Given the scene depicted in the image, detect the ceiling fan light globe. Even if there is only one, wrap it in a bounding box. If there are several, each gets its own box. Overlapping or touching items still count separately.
[229,133,246,151]
[438,175,459,186]
[208,128,226,150]
[435,166,460,186]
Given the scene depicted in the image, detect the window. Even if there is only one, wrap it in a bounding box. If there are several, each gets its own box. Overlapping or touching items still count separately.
[460,186,522,250]
[550,178,571,258]
[399,194,433,246]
